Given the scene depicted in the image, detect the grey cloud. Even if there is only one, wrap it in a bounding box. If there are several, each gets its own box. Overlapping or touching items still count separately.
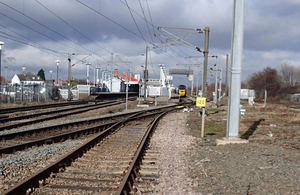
[0,0,299,82]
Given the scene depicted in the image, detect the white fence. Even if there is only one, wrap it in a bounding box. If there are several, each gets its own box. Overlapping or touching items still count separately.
[240,89,255,99]
[59,89,79,100]
[1,84,53,103]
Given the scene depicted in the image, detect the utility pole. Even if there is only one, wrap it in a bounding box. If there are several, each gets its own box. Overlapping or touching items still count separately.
[101,70,104,87]
[109,53,132,92]
[191,75,194,96]
[201,27,209,138]
[218,68,222,101]
[155,26,204,97]
[202,27,210,98]
[55,60,60,86]
[67,54,91,100]
[68,54,72,101]
[143,46,148,101]
[0,42,5,100]
[126,68,130,110]
[225,54,229,96]
[213,56,219,104]
[96,67,100,87]
[196,71,202,96]
[225,0,245,139]
[86,63,91,85]
[214,69,218,104]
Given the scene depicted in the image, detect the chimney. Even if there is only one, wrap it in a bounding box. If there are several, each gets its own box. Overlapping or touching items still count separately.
[22,67,26,76]
[114,69,118,77]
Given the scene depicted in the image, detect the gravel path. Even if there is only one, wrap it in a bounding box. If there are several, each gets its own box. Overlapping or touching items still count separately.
[143,111,199,194]
[143,111,300,195]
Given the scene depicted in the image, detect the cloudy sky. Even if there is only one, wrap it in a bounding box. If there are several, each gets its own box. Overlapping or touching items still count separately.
[0,0,299,87]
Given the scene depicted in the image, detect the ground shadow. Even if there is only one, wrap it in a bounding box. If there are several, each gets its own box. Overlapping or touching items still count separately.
[240,119,265,140]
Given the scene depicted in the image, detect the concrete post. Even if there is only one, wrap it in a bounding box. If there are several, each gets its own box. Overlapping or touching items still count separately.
[196,72,199,96]
[218,69,222,101]
[225,54,229,96]
[0,42,4,100]
[96,67,99,87]
[144,46,148,101]
[226,0,245,138]
[68,54,71,101]
[213,56,218,104]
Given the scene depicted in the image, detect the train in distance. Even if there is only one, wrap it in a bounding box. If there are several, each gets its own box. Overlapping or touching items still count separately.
[177,85,187,97]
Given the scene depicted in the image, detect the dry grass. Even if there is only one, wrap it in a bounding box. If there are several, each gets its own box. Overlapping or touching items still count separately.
[187,99,300,150]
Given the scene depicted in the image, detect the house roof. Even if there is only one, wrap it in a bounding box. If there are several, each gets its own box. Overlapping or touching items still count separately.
[17,73,43,82]
[54,79,65,85]
[119,75,143,83]
[0,76,8,84]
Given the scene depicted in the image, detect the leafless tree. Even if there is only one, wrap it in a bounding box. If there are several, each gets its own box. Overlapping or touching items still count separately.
[278,62,300,86]
[247,67,281,98]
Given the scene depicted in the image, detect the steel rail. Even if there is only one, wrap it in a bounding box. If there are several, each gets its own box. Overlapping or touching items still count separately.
[0,100,118,123]
[116,107,178,195]
[0,101,89,114]
[0,111,162,155]
[0,105,178,155]
[0,101,121,131]
[0,107,139,141]
[0,104,177,141]
[0,120,116,155]
[0,110,164,195]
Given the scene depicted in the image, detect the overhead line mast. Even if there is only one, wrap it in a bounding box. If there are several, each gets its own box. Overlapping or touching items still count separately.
[155,26,209,97]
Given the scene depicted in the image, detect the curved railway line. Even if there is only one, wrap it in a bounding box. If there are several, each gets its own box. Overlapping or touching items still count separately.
[0,105,184,195]
[0,100,124,131]
[0,97,194,195]
[0,101,89,115]
[0,106,169,155]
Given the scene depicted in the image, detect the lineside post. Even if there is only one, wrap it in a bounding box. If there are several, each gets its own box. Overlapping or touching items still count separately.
[68,54,71,101]
[200,27,209,138]
[202,27,209,98]
[143,46,148,102]
[225,54,229,96]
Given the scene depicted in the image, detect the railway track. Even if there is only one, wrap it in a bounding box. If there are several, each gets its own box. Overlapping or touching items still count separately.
[0,107,164,155]
[34,116,157,195]
[1,105,178,195]
[0,101,117,124]
[0,100,121,131]
[0,101,89,115]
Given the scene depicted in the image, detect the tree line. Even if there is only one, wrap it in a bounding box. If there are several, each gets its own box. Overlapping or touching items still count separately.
[37,69,88,86]
[243,62,300,99]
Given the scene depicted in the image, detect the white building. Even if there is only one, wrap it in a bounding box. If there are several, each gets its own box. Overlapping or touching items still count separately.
[103,77,122,92]
[11,72,44,85]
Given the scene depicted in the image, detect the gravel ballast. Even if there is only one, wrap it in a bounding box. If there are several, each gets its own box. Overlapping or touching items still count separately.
[1,100,300,194]
[144,111,300,194]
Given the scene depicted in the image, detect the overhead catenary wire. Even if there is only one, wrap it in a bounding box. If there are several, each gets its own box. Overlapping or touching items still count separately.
[34,0,111,63]
[0,1,106,60]
[124,0,148,46]
[76,0,148,44]
[145,0,156,38]
[34,0,171,76]
[0,34,66,59]
[76,0,188,73]
[1,0,200,81]
[0,12,82,55]
[0,24,67,57]
[138,0,154,43]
